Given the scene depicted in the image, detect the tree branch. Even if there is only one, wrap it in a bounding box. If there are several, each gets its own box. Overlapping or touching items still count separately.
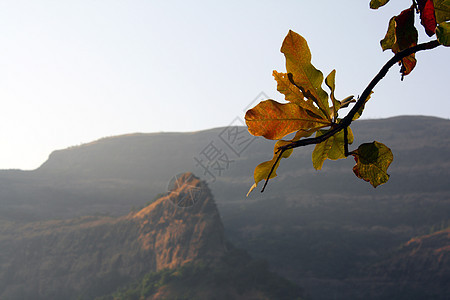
[261,40,441,191]
[281,40,440,151]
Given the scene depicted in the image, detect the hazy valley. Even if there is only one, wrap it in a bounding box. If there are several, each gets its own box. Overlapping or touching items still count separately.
[0,116,449,299]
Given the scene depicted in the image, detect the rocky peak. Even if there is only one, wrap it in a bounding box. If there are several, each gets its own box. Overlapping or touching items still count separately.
[132,172,228,270]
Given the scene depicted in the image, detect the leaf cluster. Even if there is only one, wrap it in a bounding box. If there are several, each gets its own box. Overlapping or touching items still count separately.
[375,0,450,78]
[245,0,449,194]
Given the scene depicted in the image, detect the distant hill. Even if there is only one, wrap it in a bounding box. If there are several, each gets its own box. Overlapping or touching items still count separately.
[1,116,449,221]
[1,116,449,299]
[0,173,302,300]
[360,228,450,300]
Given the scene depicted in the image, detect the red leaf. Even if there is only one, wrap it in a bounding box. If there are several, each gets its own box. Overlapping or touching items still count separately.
[417,0,437,36]
[417,0,427,11]
[394,7,418,76]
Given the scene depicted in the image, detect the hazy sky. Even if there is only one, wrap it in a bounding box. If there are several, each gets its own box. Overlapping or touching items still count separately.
[0,0,448,170]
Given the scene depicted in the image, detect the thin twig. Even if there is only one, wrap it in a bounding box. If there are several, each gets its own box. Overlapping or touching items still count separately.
[261,40,441,191]
[261,148,285,193]
[344,127,349,157]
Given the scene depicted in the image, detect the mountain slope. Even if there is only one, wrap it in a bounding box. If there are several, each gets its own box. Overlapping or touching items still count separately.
[0,173,228,299]
[362,228,450,300]
[0,173,302,300]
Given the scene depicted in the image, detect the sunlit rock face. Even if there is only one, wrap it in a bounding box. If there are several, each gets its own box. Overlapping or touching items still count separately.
[133,172,228,270]
[0,173,228,300]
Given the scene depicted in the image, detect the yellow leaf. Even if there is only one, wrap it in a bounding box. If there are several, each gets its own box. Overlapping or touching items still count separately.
[325,70,354,121]
[247,128,318,196]
[281,30,331,120]
[312,127,354,170]
[273,71,326,119]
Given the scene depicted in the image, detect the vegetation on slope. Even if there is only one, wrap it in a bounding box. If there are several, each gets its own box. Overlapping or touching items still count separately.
[98,247,303,300]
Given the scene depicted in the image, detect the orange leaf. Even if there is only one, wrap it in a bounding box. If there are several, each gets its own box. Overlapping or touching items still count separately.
[245,100,330,140]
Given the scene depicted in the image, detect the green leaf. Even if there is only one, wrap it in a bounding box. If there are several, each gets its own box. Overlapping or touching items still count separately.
[245,100,330,140]
[436,22,450,46]
[370,0,390,9]
[434,0,450,23]
[281,30,331,121]
[312,127,354,170]
[351,141,393,188]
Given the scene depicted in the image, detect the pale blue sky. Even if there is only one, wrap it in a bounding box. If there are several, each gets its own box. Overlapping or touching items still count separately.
[0,0,448,169]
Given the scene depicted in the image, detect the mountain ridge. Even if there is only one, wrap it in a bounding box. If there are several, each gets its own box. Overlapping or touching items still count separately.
[2,115,449,222]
